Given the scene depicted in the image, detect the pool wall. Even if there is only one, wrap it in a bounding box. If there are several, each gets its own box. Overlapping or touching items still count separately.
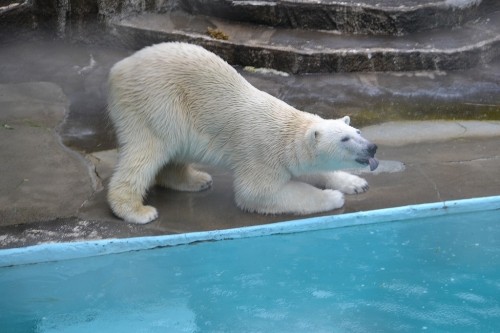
[1,195,499,268]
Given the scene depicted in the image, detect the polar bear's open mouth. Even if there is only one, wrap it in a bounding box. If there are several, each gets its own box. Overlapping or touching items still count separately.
[356,157,379,171]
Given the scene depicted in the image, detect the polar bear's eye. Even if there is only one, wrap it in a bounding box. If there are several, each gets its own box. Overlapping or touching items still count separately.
[341,136,350,142]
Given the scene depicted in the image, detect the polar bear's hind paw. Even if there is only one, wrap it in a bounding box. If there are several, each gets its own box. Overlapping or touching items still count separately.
[322,189,345,211]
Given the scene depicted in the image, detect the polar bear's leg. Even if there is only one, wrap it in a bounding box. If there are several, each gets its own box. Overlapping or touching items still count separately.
[156,164,213,191]
[296,171,369,194]
[234,176,344,215]
[107,138,166,224]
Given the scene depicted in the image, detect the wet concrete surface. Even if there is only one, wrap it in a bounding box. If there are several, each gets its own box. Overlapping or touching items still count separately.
[0,33,499,249]
[0,33,128,153]
[0,82,94,224]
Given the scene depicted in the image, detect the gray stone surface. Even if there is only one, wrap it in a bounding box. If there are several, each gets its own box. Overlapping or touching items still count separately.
[112,5,500,73]
[0,82,95,225]
[179,0,485,34]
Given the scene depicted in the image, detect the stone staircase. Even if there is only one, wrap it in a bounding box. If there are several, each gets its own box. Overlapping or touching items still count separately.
[179,0,482,34]
[109,0,500,73]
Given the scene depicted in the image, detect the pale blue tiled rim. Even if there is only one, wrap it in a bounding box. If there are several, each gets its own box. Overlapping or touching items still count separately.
[1,195,499,267]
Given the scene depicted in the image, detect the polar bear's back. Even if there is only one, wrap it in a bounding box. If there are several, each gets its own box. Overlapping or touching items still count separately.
[110,43,252,111]
[109,43,268,136]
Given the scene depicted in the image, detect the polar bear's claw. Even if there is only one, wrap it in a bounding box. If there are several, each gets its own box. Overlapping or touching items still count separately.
[344,176,369,195]
[353,183,369,194]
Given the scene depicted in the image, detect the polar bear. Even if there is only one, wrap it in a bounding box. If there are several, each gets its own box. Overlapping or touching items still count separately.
[107,42,378,224]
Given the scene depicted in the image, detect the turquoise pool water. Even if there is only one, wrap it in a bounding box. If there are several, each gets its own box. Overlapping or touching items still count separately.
[1,200,499,332]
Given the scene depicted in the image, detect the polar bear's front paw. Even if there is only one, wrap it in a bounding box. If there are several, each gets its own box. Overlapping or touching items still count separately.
[322,189,345,210]
[122,205,159,224]
[341,175,369,195]
[326,172,369,195]
[133,205,158,224]
[111,202,158,224]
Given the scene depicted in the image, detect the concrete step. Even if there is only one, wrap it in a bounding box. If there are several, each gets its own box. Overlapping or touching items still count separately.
[111,6,500,73]
[178,0,486,35]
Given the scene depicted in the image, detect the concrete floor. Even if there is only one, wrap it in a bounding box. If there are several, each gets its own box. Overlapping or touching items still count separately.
[0,34,499,249]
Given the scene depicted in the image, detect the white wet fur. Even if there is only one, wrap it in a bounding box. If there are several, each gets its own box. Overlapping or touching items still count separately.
[107,42,376,223]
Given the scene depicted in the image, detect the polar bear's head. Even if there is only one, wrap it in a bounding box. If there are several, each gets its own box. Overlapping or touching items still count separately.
[306,116,378,172]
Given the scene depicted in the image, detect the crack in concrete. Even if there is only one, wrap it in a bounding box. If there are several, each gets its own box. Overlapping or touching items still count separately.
[86,154,104,190]
[445,155,500,164]
[455,121,468,135]
[415,165,443,202]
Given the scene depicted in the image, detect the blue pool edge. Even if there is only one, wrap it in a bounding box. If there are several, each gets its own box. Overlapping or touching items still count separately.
[1,195,499,267]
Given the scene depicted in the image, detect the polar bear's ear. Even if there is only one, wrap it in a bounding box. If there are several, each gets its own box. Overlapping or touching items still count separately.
[342,116,350,125]
[306,125,320,146]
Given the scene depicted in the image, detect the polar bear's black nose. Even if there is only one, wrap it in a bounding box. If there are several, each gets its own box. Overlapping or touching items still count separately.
[367,143,378,156]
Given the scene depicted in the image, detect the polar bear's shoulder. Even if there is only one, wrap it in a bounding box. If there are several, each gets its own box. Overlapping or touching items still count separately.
[128,43,232,72]
[114,42,246,90]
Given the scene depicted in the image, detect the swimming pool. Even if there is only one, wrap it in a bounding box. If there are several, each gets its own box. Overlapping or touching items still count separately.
[1,196,499,332]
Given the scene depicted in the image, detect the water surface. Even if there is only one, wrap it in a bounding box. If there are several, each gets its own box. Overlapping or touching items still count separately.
[1,210,499,332]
